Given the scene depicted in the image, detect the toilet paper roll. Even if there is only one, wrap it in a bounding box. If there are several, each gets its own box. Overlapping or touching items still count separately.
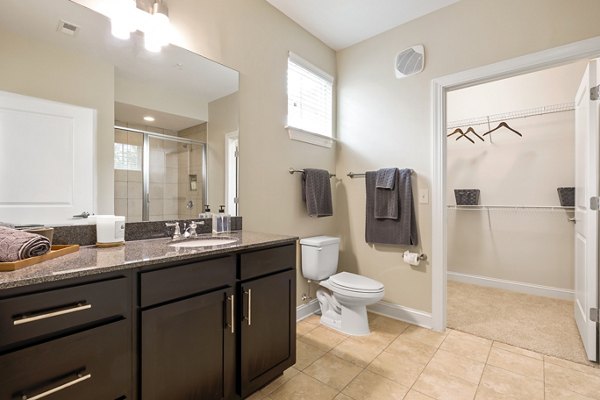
[403,251,421,266]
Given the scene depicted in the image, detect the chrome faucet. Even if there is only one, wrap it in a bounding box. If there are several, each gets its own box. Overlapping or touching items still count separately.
[184,221,199,238]
[165,222,182,240]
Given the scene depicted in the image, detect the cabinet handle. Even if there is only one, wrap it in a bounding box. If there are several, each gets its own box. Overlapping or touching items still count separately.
[13,303,92,326]
[228,294,235,334]
[21,372,91,400]
[245,289,252,326]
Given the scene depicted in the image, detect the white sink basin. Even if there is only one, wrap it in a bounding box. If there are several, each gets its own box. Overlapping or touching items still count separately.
[169,238,238,248]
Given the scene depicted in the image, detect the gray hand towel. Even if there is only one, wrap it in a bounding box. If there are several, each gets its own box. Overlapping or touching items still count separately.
[374,167,399,219]
[302,168,333,217]
[0,226,51,262]
[365,169,418,245]
[375,168,397,189]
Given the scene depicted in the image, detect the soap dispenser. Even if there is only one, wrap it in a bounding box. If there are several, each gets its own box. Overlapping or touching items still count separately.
[213,205,231,233]
[199,204,212,219]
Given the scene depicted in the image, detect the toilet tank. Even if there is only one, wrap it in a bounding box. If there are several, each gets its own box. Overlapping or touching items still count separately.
[300,236,340,281]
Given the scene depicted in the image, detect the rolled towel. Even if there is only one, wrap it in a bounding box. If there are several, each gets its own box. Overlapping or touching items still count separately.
[0,226,51,262]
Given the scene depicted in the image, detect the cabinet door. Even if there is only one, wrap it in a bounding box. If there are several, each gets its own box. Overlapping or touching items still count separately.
[240,269,296,397]
[141,288,235,400]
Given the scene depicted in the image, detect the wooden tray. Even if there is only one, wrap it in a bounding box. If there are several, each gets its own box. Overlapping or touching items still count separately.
[0,245,80,272]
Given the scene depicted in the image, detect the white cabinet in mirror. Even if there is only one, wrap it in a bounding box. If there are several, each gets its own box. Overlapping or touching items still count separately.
[0,0,240,226]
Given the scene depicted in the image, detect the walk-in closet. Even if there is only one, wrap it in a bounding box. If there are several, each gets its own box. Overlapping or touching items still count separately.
[445,60,591,364]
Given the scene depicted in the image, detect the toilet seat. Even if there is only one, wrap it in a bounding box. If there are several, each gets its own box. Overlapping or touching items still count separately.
[329,272,384,293]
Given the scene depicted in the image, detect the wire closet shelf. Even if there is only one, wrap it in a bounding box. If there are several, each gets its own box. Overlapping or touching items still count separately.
[446,102,575,130]
[447,205,574,211]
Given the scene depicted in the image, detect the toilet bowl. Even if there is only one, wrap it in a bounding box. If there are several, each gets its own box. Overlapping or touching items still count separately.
[300,236,385,336]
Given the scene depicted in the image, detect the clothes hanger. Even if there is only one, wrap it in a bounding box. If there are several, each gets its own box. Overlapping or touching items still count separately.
[447,128,464,137]
[464,127,485,141]
[454,129,475,143]
[482,121,523,137]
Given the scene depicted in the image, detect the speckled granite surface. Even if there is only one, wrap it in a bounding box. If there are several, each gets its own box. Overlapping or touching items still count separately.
[0,231,296,290]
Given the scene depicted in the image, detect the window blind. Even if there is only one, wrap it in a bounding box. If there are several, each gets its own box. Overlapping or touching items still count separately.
[287,52,333,138]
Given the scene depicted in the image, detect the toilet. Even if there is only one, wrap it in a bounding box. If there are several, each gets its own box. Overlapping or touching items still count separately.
[300,236,384,336]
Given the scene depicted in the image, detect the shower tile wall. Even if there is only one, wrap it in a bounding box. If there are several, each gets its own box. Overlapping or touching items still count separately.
[114,128,143,222]
[149,137,180,221]
[177,123,207,219]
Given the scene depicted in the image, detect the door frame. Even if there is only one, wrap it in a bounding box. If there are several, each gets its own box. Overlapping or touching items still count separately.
[224,130,239,216]
[431,36,600,332]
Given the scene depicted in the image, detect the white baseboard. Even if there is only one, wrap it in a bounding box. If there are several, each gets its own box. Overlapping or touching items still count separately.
[296,299,320,321]
[448,271,574,300]
[368,301,433,329]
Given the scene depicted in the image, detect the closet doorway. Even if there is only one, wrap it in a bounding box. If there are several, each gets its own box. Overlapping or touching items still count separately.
[445,60,590,364]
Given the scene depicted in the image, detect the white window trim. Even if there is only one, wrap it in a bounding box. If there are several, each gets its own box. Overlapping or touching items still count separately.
[287,51,335,148]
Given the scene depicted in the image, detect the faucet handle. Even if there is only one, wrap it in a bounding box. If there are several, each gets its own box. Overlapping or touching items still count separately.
[165,222,181,239]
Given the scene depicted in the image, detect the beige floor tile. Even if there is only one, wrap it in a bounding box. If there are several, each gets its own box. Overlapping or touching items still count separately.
[369,315,410,337]
[342,370,409,400]
[475,365,543,400]
[544,361,600,399]
[246,390,268,400]
[404,391,436,400]
[297,319,319,337]
[544,355,600,376]
[492,341,543,361]
[426,349,485,384]
[386,335,438,365]
[413,367,479,400]
[300,325,348,352]
[367,350,426,387]
[486,347,543,381]
[400,325,448,348]
[295,340,326,370]
[260,367,301,395]
[439,330,491,363]
[303,314,322,325]
[545,384,596,400]
[331,337,387,368]
[304,353,363,391]
[334,394,355,400]
[270,372,338,400]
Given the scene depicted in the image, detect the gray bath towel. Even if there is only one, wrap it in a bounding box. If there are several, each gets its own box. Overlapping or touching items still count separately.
[302,168,333,217]
[374,167,399,219]
[0,226,51,262]
[365,169,418,245]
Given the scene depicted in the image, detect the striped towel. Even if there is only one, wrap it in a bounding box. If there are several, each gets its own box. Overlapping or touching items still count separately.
[0,226,51,262]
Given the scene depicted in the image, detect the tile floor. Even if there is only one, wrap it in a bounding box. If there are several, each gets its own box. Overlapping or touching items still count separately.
[248,313,600,400]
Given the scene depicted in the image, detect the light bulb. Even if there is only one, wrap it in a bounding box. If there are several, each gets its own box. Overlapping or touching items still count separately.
[144,1,171,52]
[110,0,137,40]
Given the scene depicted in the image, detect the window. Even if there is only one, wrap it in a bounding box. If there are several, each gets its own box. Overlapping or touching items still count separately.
[286,52,334,147]
[114,142,142,171]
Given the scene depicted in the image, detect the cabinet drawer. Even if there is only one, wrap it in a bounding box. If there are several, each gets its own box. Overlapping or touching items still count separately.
[0,319,130,400]
[140,256,235,307]
[239,244,296,280]
[0,277,129,350]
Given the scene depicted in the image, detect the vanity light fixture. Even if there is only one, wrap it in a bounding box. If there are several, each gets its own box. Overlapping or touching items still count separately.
[143,116,155,122]
[110,0,137,40]
[144,0,171,53]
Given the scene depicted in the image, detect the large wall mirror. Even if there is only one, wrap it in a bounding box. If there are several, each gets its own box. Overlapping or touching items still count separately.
[0,0,239,226]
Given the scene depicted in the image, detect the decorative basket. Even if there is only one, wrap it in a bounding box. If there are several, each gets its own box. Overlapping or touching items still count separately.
[454,189,480,206]
[557,187,575,207]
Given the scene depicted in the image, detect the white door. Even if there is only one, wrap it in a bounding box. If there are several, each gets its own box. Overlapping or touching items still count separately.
[0,90,96,226]
[225,131,239,216]
[574,60,599,362]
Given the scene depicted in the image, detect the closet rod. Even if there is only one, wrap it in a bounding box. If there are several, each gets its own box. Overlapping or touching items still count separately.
[347,170,414,178]
[288,168,336,178]
[448,205,574,211]
[446,102,575,130]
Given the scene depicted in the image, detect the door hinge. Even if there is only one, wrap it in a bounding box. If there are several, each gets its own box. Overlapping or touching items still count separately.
[592,85,600,101]
[590,308,599,322]
[233,197,239,204]
[591,196,600,211]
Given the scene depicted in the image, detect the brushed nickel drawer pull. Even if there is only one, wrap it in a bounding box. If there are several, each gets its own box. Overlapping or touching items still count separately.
[229,294,235,334]
[22,373,91,400]
[247,289,252,326]
[13,303,92,326]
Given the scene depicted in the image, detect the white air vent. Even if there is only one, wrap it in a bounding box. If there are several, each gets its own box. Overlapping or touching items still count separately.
[57,20,80,36]
[395,45,425,79]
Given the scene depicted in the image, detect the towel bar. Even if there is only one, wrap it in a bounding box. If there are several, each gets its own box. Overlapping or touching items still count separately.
[347,169,414,178]
[289,168,336,178]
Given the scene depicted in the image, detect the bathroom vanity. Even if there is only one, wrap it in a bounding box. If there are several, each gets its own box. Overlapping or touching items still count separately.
[0,231,296,400]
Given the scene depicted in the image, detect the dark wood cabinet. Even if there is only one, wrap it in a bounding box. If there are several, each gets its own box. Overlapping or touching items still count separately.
[239,269,296,398]
[141,287,235,400]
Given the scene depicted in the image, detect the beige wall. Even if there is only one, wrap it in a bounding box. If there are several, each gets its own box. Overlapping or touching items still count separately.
[446,62,585,290]
[336,0,600,312]
[167,0,337,304]
[0,27,115,215]
[208,92,239,212]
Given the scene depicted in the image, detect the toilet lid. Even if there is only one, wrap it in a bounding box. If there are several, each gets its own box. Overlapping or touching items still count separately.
[329,272,384,293]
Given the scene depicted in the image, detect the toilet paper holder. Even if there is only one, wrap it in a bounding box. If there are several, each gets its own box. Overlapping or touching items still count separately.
[417,253,427,261]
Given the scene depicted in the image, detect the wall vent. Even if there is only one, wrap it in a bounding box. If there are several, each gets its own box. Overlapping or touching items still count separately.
[395,45,425,79]
[57,20,80,36]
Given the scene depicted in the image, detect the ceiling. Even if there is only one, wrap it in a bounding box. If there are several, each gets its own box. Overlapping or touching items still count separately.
[265,0,460,50]
[115,102,205,132]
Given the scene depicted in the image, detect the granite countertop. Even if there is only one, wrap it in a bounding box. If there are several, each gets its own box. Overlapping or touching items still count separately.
[0,231,297,290]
